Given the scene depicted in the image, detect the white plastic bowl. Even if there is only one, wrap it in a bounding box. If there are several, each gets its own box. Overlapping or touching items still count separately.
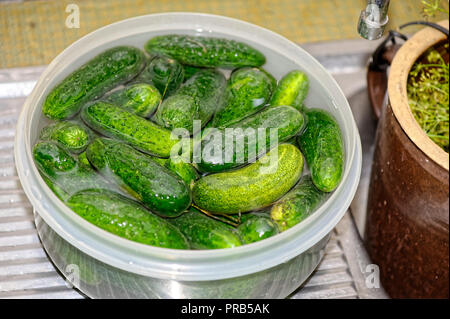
[15,13,362,298]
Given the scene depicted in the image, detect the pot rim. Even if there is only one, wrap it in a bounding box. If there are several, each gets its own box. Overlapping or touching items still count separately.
[388,19,449,171]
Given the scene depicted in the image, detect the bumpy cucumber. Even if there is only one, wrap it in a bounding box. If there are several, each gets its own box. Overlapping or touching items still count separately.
[33,141,111,201]
[67,189,189,249]
[193,144,304,214]
[41,175,69,201]
[297,109,344,192]
[197,106,304,172]
[170,208,242,249]
[77,151,92,169]
[270,175,328,231]
[269,70,309,110]
[152,157,169,166]
[86,138,191,217]
[43,46,145,119]
[237,213,279,244]
[145,35,266,68]
[183,65,204,81]
[104,83,161,118]
[284,136,299,146]
[211,67,276,128]
[165,156,199,188]
[34,141,76,175]
[39,121,91,154]
[81,101,180,157]
[136,55,184,97]
[153,70,226,133]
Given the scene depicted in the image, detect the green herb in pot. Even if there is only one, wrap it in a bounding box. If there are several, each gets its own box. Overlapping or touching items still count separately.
[407,44,449,152]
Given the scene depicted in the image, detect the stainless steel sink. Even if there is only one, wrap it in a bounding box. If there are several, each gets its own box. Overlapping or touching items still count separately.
[0,38,388,299]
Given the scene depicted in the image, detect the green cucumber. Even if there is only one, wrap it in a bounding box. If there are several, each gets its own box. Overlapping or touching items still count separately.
[183,65,204,81]
[67,189,189,249]
[136,55,184,97]
[34,141,76,176]
[270,175,328,231]
[104,83,161,118]
[297,109,344,192]
[237,213,279,244]
[197,106,304,172]
[81,101,180,158]
[211,67,276,128]
[39,121,92,154]
[33,141,111,201]
[41,175,69,201]
[284,136,299,146]
[86,138,191,217]
[77,151,92,169]
[153,70,226,134]
[269,70,309,110]
[152,157,169,166]
[165,156,199,188]
[145,35,266,68]
[193,144,303,214]
[43,46,145,119]
[170,208,242,249]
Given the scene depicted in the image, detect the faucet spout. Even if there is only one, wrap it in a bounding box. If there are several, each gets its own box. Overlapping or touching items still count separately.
[358,0,390,40]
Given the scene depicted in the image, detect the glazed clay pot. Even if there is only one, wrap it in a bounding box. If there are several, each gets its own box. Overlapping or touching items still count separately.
[365,21,449,299]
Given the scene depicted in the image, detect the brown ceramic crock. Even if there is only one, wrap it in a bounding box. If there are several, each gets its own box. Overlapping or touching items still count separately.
[365,20,449,299]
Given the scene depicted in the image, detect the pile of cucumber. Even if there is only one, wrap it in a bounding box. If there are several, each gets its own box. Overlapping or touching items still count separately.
[35,34,344,250]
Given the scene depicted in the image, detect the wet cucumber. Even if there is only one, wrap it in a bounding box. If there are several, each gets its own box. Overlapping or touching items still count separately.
[43,46,146,120]
[165,156,199,188]
[39,121,92,154]
[33,141,111,201]
[67,189,189,249]
[170,208,242,249]
[33,141,76,177]
[210,67,276,128]
[270,175,328,231]
[152,157,169,166]
[153,70,226,134]
[145,35,266,68]
[86,138,191,217]
[77,151,92,169]
[104,83,161,118]
[197,106,304,173]
[81,101,180,157]
[183,65,204,81]
[193,144,304,214]
[136,55,184,98]
[269,70,309,110]
[237,213,279,244]
[297,109,344,192]
[284,136,299,146]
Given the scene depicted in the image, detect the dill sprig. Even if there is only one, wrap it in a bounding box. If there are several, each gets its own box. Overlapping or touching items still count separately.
[407,43,449,152]
[421,0,449,18]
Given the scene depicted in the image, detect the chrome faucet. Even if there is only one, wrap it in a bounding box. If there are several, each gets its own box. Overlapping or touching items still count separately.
[358,0,390,40]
